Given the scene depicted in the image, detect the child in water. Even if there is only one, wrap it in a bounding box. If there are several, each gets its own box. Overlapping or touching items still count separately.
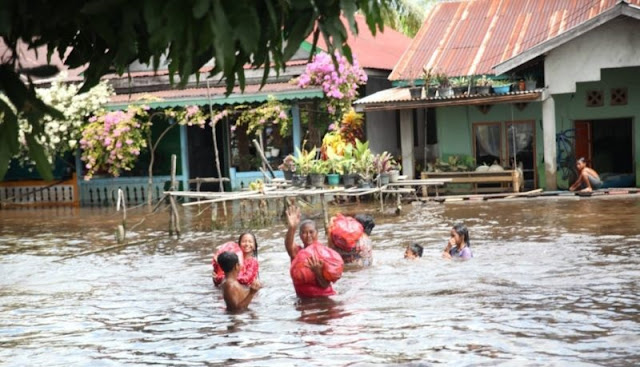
[404,243,423,259]
[442,223,473,260]
[213,232,260,286]
[218,251,261,312]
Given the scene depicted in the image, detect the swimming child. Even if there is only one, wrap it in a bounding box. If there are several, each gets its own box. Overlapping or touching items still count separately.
[442,223,473,260]
[404,243,423,259]
[285,205,339,297]
[218,251,261,312]
[212,232,260,286]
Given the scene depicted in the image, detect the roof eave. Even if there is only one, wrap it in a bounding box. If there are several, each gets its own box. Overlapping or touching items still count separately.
[494,1,640,75]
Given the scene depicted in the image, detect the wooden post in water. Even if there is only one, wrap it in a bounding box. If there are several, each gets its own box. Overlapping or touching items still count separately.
[169,154,181,237]
[116,188,127,243]
[206,81,227,217]
[320,193,329,236]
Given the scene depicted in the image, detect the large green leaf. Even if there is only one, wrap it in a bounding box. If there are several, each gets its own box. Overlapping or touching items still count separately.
[25,133,53,181]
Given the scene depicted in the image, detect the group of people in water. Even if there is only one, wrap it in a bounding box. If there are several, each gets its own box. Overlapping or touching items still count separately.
[214,205,473,312]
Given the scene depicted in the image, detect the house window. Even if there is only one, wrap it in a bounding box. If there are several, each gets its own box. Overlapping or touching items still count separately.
[473,123,502,166]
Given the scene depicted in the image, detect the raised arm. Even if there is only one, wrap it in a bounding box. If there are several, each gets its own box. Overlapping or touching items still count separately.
[285,205,301,260]
[442,238,454,259]
[306,256,330,289]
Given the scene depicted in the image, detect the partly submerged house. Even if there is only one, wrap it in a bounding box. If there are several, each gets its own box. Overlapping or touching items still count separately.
[355,0,640,190]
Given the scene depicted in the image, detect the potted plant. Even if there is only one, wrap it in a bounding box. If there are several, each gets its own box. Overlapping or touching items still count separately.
[422,66,437,97]
[407,77,422,99]
[524,74,537,90]
[451,76,470,96]
[374,151,394,186]
[473,75,492,94]
[309,159,329,188]
[436,72,453,98]
[325,153,344,186]
[388,161,402,182]
[339,143,357,187]
[492,80,511,94]
[278,154,296,180]
[353,139,375,188]
[292,146,316,186]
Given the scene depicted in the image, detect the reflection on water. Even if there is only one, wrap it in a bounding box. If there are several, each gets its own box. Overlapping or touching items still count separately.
[1,196,640,365]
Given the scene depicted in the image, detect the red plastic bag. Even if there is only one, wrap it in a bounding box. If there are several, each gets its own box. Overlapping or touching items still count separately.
[329,214,364,251]
[212,242,243,286]
[290,242,344,286]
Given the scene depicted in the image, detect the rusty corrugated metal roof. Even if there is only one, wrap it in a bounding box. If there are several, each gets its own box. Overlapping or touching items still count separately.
[354,86,542,111]
[390,0,640,80]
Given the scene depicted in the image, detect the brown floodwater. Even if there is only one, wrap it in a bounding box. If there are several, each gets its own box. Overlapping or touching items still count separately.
[1,195,639,366]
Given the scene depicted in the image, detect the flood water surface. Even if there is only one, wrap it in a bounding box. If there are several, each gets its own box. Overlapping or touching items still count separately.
[1,196,639,366]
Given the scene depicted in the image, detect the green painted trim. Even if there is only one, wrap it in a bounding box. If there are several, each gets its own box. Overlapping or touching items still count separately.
[300,40,326,54]
[107,89,324,110]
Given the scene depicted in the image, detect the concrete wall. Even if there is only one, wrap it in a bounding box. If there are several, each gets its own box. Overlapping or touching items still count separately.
[365,75,399,156]
[552,66,640,187]
[435,103,545,187]
[546,17,640,94]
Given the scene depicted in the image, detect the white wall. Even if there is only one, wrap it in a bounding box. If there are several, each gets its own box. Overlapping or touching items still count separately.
[546,17,640,94]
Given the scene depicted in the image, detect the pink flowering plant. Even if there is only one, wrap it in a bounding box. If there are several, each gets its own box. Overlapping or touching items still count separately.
[80,104,207,180]
[235,96,290,136]
[297,51,368,117]
[80,106,149,180]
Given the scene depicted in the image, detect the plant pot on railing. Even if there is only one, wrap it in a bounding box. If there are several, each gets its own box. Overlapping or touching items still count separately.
[426,86,437,97]
[409,87,422,99]
[327,173,340,186]
[309,173,326,188]
[292,174,307,187]
[343,173,357,188]
[378,173,390,186]
[474,86,491,95]
[388,169,400,183]
[358,179,373,189]
[438,86,454,98]
[492,85,510,94]
[283,170,294,181]
[453,85,469,96]
[525,81,537,90]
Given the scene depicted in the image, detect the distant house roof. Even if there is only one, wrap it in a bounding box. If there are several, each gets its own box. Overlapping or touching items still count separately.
[306,14,411,71]
[494,0,640,74]
[108,82,323,109]
[390,0,640,80]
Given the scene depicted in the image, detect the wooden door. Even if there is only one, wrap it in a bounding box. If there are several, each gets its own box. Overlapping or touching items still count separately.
[574,121,592,165]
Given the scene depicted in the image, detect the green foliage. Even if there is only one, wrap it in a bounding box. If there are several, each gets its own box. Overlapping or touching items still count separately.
[430,155,476,172]
[0,0,391,180]
[293,146,317,176]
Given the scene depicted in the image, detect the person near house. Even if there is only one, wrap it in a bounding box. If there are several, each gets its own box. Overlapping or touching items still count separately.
[442,223,473,260]
[218,251,261,312]
[328,213,375,267]
[404,243,424,259]
[569,157,602,192]
[212,232,259,286]
[285,205,343,297]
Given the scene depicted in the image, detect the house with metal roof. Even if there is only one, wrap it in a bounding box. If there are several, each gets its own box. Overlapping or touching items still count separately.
[1,15,410,206]
[356,0,640,191]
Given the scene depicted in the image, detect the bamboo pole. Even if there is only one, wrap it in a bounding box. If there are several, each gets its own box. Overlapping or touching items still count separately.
[252,139,276,178]
[206,80,227,217]
[320,193,329,236]
[169,155,177,235]
[116,188,127,243]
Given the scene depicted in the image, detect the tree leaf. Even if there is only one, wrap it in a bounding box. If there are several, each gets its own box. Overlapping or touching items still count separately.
[25,133,53,181]
[0,141,10,181]
[283,9,315,60]
[18,65,60,78]
[0,98,20,154]
[192,0,209,19]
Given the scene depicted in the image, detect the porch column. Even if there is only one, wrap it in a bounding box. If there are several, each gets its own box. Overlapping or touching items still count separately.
[291,103,301,157]
[542,93,557,190]
[179,125,190,192]
[400,109,415,178]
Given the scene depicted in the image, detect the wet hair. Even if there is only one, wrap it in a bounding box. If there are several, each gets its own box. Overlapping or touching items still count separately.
[577,157,586,164]
[408,243,423,257]
[299,219,317,234]
[354,214,375,236]
[452,222,471,247]
[238,232,258,257]
[218,251,239,274]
